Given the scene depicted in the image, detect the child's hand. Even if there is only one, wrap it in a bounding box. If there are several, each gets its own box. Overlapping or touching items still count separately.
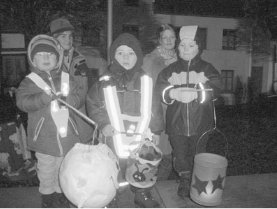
[152,134,160,145]
[169,87,198,103]
[50,91,62,101]
[102,124,116,137]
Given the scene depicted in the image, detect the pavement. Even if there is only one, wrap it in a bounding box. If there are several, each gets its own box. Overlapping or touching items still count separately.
[1,173,277,208]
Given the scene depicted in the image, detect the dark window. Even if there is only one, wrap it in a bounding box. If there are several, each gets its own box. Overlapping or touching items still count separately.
[122,24,139,39]
[222,29,238,50]
[125,0,139,7]
[221,70,234,92]
[198,27,207,50]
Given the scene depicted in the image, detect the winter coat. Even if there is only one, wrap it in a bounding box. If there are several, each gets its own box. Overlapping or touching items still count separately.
[143,47,177,84]
[64,48,94,143]
[86,33,163,135]
[155,54,222,137]
[16,37,82,157]
[142,47,177,155]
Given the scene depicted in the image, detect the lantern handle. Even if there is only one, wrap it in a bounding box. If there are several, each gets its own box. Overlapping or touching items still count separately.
[195,100,229,157]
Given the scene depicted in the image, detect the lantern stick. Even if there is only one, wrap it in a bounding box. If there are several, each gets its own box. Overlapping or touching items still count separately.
[57,98,97,127]
[180,88,213,92]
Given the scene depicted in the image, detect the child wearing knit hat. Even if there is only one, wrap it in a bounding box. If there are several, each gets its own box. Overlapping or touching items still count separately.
[16,34,82,208]
[86,33,164,208]
[29,35,61,73]
[49,17,96,146]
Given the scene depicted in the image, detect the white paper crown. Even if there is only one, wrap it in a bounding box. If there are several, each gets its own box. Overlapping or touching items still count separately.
[179,25,198,40]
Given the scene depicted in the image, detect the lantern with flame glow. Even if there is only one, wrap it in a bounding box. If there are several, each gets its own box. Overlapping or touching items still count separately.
[190,128,228,206]
[59,143,119,208]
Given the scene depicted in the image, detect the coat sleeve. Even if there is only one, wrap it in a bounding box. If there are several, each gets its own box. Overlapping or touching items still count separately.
[67,54,89,109]
[16,78,52,113]
[155,67,174,105]
[149,88,164,135]
[66,75,85,109]
[86,82,110,131]
[204,63,222,99]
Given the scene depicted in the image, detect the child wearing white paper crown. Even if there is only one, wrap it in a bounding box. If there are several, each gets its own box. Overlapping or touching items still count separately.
[155,25,222,199]
[16,34,82,208]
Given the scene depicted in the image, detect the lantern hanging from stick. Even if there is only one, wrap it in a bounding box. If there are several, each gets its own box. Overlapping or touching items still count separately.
[190,101,228,206]
[126,138,162,188]
[59,143,119,208]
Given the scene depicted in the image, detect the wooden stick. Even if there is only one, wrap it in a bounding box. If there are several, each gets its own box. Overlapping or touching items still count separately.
[57,98,96,126]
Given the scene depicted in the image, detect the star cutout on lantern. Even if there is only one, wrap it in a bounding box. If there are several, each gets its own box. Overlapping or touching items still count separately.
[211,175,225,193]
[192,175,209,195]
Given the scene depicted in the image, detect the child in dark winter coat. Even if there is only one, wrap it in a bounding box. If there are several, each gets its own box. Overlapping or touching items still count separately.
[155,25,222,199]
[86,33,163,208]
[16,34,82,208]
[50,17,95,144]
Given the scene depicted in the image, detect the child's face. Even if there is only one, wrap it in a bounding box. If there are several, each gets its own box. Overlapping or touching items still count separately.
[159,29,176,50]
[178,38,199,61]
[33,52,57,72]
[55,31,73,51]
[115,45,137,70]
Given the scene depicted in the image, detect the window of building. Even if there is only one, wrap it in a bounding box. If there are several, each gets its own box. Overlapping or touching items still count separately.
[122,24,139,39]
[221,70,234,92]
[198,27,207,50]
[125,0,139,7]
[222,29,238,50]
[176,27,207,50]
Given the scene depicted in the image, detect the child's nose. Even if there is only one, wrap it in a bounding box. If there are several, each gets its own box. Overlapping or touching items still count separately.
[42,54,50,59]
[123,54,129,60]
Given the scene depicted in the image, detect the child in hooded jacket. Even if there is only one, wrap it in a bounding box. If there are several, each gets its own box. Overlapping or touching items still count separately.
[16,34,82,208]
[86,33,163,208]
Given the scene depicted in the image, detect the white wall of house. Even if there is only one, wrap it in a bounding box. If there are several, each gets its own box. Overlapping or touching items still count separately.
[153,14,273,94]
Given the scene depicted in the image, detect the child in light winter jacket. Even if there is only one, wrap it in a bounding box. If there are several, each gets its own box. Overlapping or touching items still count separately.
[16,34,82,207]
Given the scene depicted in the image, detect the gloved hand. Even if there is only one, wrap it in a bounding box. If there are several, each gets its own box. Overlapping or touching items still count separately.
[74,60,89,76]
[169,87,198,103]
[50,91,62,101]
[152,134,160,145]
[102,124,116,137]
[49,92,67,107]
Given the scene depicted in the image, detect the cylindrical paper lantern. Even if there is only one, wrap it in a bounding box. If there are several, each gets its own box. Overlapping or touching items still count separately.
[190,153,228,206]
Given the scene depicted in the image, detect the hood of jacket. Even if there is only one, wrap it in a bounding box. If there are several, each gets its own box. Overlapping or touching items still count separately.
[27,34,63,76]
[109,33,143,83]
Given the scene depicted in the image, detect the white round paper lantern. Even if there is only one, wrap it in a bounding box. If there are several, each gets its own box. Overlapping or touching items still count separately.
[59,143,119,208]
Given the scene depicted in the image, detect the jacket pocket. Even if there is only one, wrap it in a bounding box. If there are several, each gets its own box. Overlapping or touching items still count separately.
[69,117,79,135]
[33,117,45,142]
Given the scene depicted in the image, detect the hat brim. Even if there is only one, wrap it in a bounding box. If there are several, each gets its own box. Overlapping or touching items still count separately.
[51,27,74,35]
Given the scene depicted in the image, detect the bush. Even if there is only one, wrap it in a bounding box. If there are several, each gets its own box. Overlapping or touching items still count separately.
[207,97,277,176]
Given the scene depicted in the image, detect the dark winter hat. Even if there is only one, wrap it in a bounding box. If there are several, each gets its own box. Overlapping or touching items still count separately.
[50,18,74,35]
[31,43,59,61]
[110,33,143,67]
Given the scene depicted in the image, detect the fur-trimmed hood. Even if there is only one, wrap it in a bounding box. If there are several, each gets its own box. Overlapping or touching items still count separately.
[27,34,63,75]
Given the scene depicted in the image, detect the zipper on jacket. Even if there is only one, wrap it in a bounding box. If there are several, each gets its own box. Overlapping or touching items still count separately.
[187,60,191,136]
[48,73,57,93]
[33,117,45,142]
